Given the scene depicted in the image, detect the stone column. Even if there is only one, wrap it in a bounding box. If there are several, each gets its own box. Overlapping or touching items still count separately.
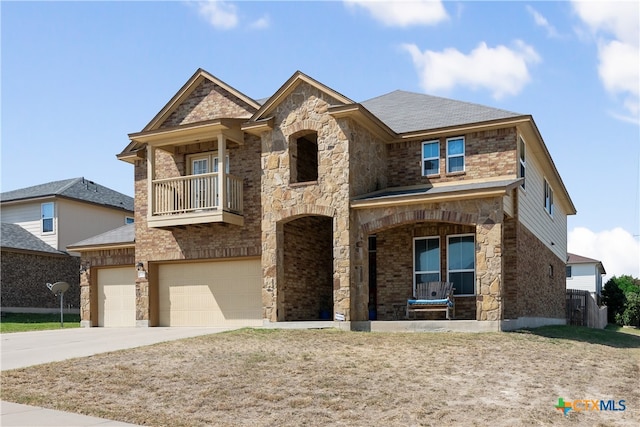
[135,261,150,327]
[79,266,92,328]
[476,219,503,321]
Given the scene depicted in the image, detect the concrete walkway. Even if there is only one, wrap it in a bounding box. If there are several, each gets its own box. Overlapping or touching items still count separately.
[1,327,234,426]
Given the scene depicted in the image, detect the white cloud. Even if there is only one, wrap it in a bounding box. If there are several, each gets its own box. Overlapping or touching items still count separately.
[402,40,541,99]
[526,5,559,38]
[571,1,639,122]
[568,227,640,281]
[345,0,448,27]
[249,15,270,30]
[194,0,238,30]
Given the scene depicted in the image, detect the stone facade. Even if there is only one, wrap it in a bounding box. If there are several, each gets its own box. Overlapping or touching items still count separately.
[1,250,80,311]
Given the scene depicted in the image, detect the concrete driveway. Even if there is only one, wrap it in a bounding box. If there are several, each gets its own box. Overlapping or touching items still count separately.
[1,326,234,371]
[1,326,235,426]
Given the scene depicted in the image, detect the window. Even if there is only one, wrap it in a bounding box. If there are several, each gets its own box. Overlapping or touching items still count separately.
[566,265,572,279]
[446,137,465,173]
[41,202,55,233]
[414,237,440,291]
[544,179,554,216]
[291,132,318,184]
[422,141,440,176]
[447,235,475,295]
[518,136,526,189]
[125,216,134,224]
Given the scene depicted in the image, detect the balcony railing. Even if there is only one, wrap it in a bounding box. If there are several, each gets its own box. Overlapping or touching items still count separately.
[151,173,243,217]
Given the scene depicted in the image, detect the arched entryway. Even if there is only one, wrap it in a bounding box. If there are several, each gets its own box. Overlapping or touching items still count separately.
[279,215,333,321]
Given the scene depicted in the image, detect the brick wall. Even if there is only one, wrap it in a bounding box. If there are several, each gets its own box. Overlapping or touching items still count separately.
[514,222,566,318]
[282,216,333,320]
[374,222,476,320]
[387,127,517,188]
[1,250,80,310]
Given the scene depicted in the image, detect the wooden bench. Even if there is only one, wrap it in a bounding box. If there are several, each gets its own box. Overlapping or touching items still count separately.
[406,282,455,320]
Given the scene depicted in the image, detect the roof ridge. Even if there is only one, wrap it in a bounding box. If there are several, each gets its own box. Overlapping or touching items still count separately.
[56,177,83,195]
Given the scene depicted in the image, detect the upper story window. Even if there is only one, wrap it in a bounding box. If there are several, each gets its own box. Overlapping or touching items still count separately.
[518,136,526,189]
[566,265,572,279]
[125,216,134,225]
[422,140,440,176]
[446,137,465,174]
[290,132,318,184]
[544,179,554,217]
[188,152,229,175]
[41,202,55,234]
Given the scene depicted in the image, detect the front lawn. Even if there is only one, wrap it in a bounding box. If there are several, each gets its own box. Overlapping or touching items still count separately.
[1,326,639,426]
[0,312,81,333]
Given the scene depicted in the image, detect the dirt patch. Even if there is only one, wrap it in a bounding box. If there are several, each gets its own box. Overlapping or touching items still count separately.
[2,328,639,426]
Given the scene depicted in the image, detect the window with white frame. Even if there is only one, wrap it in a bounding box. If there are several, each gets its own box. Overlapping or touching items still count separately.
[446,137,465,173]
[518,136,526,189]
[422,140,440,176]
[41,202,55,233]
[544,179,554,216]
[447,234,475,295]
[414,237,440,291]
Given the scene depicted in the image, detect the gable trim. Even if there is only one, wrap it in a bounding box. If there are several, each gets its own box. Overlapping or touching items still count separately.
[249,71,354,122]
[143,68,261,132]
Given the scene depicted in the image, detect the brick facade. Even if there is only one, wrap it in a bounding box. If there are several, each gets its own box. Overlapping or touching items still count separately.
[1,250,80,311]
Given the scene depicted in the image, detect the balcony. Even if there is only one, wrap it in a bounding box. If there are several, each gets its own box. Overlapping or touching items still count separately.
[148,172,244,228]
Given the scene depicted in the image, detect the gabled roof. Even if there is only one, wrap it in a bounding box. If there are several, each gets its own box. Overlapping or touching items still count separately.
[360,90,523,134]
[250,70,354,122]
[0,178,134,212]
[567,253,606,274]
[67,223,134,251]
[0,223,67,256]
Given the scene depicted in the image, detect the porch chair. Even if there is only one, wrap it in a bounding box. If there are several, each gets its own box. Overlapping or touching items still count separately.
[406,282,455,320]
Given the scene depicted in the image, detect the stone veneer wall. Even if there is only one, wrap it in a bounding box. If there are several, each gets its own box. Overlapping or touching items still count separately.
[78,248,135,325]
[374,222,476,320]
[356,197,505,322]
[1,251,80,311]
[282,216,333,320]
[261,82,353,321]
[387,128,517,187]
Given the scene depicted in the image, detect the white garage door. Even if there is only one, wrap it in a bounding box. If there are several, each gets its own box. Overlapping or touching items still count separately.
[98,266,136,327]
[158,258,262,327]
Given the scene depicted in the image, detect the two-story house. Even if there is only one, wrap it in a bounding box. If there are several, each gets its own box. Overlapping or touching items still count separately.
[74,69,575,330]
[1,178,134,312]
[566,253,606,297]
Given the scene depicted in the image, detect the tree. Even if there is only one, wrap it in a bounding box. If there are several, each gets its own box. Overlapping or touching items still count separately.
[618,292,640,328]
[603,277,627,324]
[604,275,640,326]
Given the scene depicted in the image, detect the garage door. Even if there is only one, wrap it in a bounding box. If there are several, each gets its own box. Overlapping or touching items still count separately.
[158,258,262,327]
[97,266,136,327]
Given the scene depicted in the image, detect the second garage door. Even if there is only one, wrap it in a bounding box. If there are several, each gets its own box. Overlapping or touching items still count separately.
[158,258,262,327]
[98,266,136,327]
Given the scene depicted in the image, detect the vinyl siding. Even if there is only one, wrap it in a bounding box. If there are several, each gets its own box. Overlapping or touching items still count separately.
[566,263,601,294]
[517,146,567,261]
[1,201,58,249]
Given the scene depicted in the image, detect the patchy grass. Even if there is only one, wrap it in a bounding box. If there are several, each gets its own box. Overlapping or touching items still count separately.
[1,327,639,426]
[0,312,81,333]
[607,323,640,337]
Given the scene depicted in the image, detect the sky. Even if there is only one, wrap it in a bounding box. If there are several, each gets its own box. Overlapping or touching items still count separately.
[2,0,639,280]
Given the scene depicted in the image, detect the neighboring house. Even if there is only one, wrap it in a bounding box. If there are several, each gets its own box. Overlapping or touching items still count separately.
[566,253,606,296]
[1,178,134,312]
[72,68,576,330]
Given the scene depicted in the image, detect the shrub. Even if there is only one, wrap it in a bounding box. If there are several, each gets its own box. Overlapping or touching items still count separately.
[619,292,640,327]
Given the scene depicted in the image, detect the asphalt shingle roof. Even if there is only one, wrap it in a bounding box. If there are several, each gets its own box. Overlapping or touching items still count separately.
[360,90,522,134]
[1,178,134,212]
[68,223,134,248]
[0,223,65,255]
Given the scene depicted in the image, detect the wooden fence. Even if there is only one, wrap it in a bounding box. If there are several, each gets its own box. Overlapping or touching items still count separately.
[566,289,608,329]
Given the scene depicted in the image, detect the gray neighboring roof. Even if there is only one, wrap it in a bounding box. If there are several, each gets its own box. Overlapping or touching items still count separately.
[0,223,66,255]
[0,178,134,212]
[360,90,523,134]
[68,223,134,248]
[353,178,522,202]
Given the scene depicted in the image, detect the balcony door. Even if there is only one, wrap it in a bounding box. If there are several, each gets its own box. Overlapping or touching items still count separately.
[189,153,229,209]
